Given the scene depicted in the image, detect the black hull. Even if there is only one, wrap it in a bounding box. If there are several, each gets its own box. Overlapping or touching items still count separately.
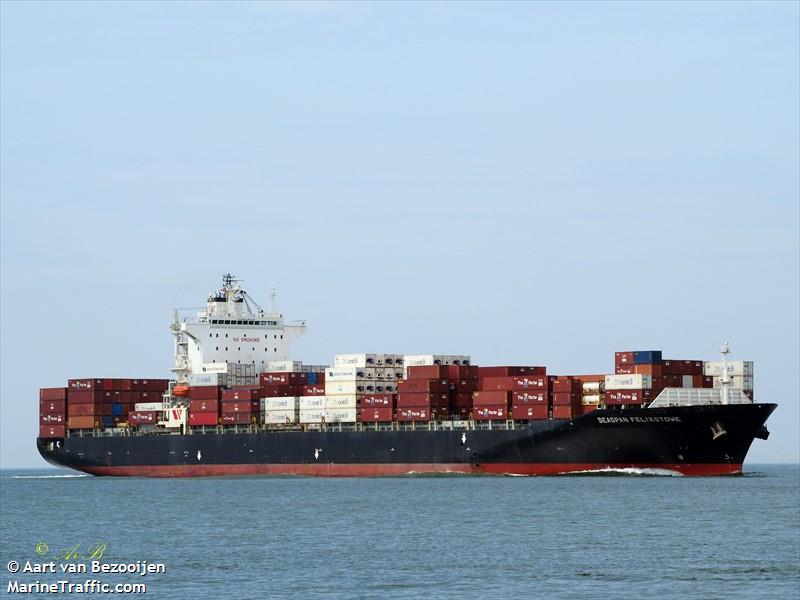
[37,403,776,477]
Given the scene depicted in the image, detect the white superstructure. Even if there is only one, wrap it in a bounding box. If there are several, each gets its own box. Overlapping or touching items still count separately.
[170,274,306,383]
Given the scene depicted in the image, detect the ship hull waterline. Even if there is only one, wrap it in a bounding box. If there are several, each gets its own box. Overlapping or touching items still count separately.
[37,403,776,478]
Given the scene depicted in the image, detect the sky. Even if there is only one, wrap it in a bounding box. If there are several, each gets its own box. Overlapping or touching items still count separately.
[1,1,798,467]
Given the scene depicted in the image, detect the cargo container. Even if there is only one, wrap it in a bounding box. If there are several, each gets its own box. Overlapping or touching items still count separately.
[188,386,220,400]
[581,404,600,414]
[480,375,548,391]
[67,416,99,429]
[604,374,652,390]
[39,424,66,438]
[260,372,306,385]
[134,402,164,412]
[40,413,65,424]
[324,408,357,423]
[189,399,219,413]
[221,413,254,425]
[397,379,447,393]
[263,397,298,410]
[406,365,448,379]
[614,352,634,366]
[396,392,449,408]
[604,390,651,405]
[552,392,581,406]
[324,381,361,395]
[634,364,663,377]
[325,366,365,381]
[221,401,259,414]
[40,399,66,414]
[359,394,395,408]
[129,411,158,425]
[298,396,325,410]
[552,405,578,419]
[263,410,299,425]
[221,389,259,401]
[265,360,303,372]
[298,409,325,423]
[68,403,106,417]
[358,406,394,422]
[189,412,218,427]
[703,360,754,377]
[713,375,754,391]
[260,384,299,397]
[477,366,546,377]
[334,354,383,368]
[551,377,582,393]
[615,364,635,375]
[472,390,511,407]
[633,351,662,364]
[325,395,357,409]
[300,384,325,396]
[662,360,703,375]
[511,404,548,420]
[510,391,547,405]
[396,407,430,422]
[474,406,508,420]
[39,387,68,401]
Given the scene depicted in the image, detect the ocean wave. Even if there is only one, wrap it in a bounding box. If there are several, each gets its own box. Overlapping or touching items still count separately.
[11,474,88,479]
[559,467,685,477]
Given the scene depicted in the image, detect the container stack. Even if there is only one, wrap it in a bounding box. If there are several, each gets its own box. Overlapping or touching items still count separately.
[445,365,479,420]
[551,377,582,419]
[128,379,169,427]
[39,387,67,438]
[358,392,396,423]
[704,360,754,399]
[221,387,260,425]
[324,354,400,424]
[188,385,220,426]
[403,354,470,378]
[604,374,655,407]
[576,375,605,413]
[397,365,449,422]
[261,370,304,424]
[475,366,548,421]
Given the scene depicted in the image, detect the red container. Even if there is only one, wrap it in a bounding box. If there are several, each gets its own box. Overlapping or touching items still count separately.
[510,391,547,405]
[453,379,478,393]
[359,406,394,422]
[40,413,65,424]
[221,389,258,401]
[634,364,663,377]
[396,393,449,408]
[189,412,218,427]
[445,365,479,379]
[67,415,99,429]
[396,407,431,421]
[39,387,68,401]
[68,379,103,391]
[615,364,635,375]
[134,379,170,392]
[260,384,299,397]
[39,424,66,438]
[67,390,104,404]
[703,376,714,388]
[551,378,582,393]
[221,401,259,414]
[691,375,704,388]
[68,403,106,416]
[406,365,447,379]
[360,394,395,408]
[189,385,220,400]
[300,385,325,396]
[189,399,219,413]
[129,411,158,425]
[473,405,508,420]
[604,390,650,405]
[615,352,634,366]
[552,392,581,406]
[221,413,254,425]
[112,379,133,391]
[40,399,66,414]
[397,379,447,393]
[260,372,305,385]
[553,405,578,419]
[511,404,548,420]
[581,404,600,414]
[472,390,511,407]
[450,392,473,407]
[480,376,547,391]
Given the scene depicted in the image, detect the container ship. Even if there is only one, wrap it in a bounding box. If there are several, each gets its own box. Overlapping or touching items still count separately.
[37,275,776,477]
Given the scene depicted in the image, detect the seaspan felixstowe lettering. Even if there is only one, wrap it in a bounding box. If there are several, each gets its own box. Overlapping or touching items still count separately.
[37,275,776,477]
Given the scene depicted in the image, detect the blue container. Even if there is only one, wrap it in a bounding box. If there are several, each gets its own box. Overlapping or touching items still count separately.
[307,373,317,385]
[111,403,122,416]
[633,350,662,365]
[102,416,113,427]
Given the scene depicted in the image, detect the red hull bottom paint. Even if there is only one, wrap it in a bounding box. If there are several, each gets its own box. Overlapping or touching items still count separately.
[80,462,744,478]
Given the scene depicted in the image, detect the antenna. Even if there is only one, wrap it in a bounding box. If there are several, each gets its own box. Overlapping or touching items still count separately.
[270,288,277,314]
[719,341,731,405]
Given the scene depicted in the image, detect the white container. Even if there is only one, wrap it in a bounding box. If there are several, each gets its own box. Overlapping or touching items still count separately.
[604,374,652,390]
[713,375,754,390]
[266,360,303,373]
[324,408,357,423]
[299,409,325,423]
[263,410,298,424]
[403,354,439,367]
[189,373,222,386]
[326,366,365,381]
[325,394,357,409]
[703,361,754,377]
[325,380,360,395]
[334,354,384,368]
[682,375,694,388]
[134,402,164,412]
[200,362,228,374]
[263,397,298,410]
[299,396,325,410]
[582,382,603,393]
[581,394,602,405]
